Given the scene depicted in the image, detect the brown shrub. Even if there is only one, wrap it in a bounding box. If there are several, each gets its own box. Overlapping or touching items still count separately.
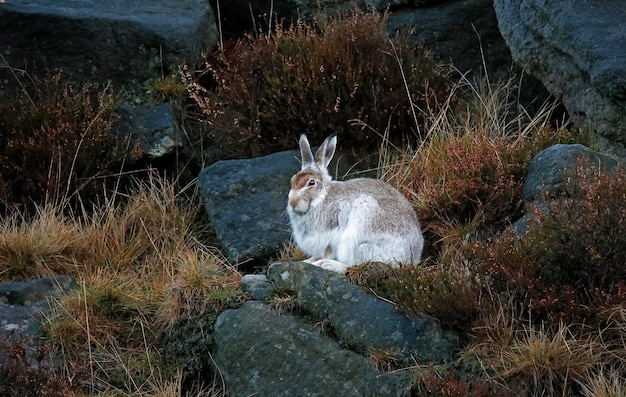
[0,332,83,397]
[413,363,516,397]
[472,160,626,324]
[359,261,483,331]
[0,73,129,214]
[184,9,450,158]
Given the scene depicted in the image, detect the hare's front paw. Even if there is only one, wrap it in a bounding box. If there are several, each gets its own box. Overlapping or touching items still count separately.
[312,259,350,274]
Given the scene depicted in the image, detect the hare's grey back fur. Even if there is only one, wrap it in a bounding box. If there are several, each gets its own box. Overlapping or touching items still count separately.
[287,134,424,271]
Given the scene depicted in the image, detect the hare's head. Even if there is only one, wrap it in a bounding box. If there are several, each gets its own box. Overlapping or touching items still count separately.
[288,134,336,215]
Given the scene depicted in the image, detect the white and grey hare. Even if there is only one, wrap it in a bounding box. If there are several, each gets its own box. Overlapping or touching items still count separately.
[287,134,424,273]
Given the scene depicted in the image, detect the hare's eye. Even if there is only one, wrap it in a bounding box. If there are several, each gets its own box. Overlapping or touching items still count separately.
[307,179,316,187]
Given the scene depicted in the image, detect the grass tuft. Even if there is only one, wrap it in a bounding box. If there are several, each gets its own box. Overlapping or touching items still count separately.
[0,172,243,394]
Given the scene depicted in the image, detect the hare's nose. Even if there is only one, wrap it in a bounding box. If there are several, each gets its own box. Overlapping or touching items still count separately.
[288,191,299,208]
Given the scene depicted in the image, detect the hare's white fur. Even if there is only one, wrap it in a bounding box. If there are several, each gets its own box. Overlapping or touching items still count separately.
[287,134,424,273]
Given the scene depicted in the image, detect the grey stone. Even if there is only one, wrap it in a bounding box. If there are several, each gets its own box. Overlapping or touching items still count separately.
[240,274,273,301]
[113,103,181,159]
[388,1,505,76]
[522,144,621,202]
[0,275,77,337]
[213,301,412,397]
[514,144,623,239]
[267,262,457,365]
[494,0,626,153]
[0,0,217,93]
[197,150,300,264]
[268,0,418,19]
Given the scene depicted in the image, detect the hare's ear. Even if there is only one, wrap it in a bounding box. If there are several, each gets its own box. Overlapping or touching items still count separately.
[299,134,315,169]
[314,134,337,170]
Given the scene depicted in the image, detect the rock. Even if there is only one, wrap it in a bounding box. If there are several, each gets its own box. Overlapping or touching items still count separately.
[0,0,218,94]
[494,0,626,154]
[213,301,413,397]
[522,144,621,202]
[113,103,181,159]
[0,275,77,338]
[388,0,505,76]
[386,0,556,116]
[267,262,457,365]
[513,144,622,237]
[240,274,273,301]
[250,0,417,20]
[197,150,300,264]
[213,263,457,396]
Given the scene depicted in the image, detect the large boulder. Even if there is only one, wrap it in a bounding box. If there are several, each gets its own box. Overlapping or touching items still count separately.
[213,301,413,397]
[494,0,626,154]
[386,0,558,117]
[388,0,508,77]
[242,0,428,22]
[0,0,218,95]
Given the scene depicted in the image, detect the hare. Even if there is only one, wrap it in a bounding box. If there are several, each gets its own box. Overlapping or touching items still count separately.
[287,134,424,273]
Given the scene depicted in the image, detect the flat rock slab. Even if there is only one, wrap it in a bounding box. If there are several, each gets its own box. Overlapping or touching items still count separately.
[0,0,217,92]
[0,275,76,338]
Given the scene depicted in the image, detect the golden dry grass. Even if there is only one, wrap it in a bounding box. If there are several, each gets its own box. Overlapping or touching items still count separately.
[0,172,241,395]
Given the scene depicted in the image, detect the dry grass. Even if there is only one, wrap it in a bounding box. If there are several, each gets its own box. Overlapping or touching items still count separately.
[0,207,85,281]
[276,241,308,263]
[0,172,241,395]
[267,291,298,315]
[344,261,393,286]
[467,297,614,397]
[368,348,404,373]
[578,369,626,397]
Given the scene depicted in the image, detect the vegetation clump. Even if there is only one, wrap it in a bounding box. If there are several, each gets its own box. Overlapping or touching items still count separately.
[0,174,243,395]
[184,9,450,158]
[0,72,133,215]
[472,160,626,325]
[0,332,82,397]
